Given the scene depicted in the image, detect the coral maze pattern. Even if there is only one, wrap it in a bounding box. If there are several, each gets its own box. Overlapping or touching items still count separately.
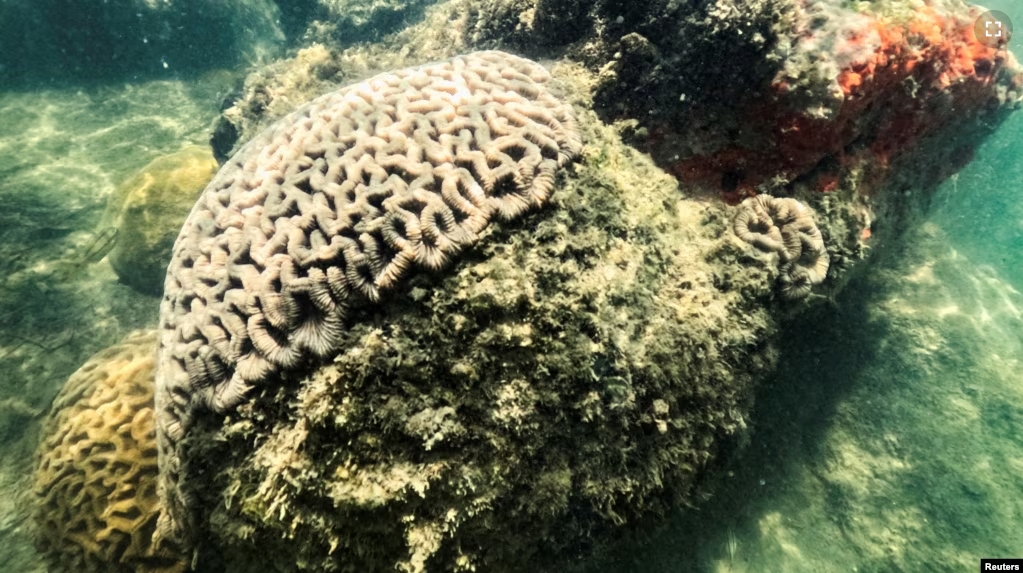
[733,195,829,299]
[154,51,581,542]
[33,331,185,573]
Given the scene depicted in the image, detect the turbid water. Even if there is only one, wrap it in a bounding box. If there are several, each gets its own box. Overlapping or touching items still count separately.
[0,77,236,572]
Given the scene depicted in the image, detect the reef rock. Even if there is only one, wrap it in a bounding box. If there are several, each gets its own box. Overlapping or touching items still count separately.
[297,0,439,43]
[155,50,583,550]
[586,0,1023,206]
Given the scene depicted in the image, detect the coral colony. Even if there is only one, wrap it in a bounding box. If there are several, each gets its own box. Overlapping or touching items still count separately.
[732,195,829,299]
[33,332,185,573]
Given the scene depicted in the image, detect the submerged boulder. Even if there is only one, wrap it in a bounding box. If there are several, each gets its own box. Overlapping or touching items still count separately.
[154,52,860,571]
[193,79,780,571]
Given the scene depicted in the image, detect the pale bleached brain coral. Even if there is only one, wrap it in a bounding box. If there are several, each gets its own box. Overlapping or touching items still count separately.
[33,330,186,573]
[733,194,829,299]
[155,50,581,542]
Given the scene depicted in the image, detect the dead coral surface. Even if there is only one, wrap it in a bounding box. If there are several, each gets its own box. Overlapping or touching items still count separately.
[32,330,185,573]
[657,0,1023,202]
[193,63,777,573]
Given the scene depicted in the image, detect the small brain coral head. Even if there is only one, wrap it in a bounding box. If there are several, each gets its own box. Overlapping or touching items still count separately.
[733,194,829,300]
[154,50,581,544]
[33,330,186,573]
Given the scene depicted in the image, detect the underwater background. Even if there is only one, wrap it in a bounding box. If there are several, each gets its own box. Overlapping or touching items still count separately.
[0,0,1021,571]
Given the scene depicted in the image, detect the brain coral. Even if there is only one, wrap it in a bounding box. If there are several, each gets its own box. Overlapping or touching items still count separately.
[733,194,829,299]
[155,50,581,543]
[33,330,185,573]
[162,63,780,573]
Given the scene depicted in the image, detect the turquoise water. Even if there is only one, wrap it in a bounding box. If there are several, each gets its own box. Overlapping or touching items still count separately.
[2,1,1023,572]
[932,112,1023,283]
[0,46,248,573]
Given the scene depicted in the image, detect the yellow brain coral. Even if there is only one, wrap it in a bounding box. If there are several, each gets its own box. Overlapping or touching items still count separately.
[33,330,185,573]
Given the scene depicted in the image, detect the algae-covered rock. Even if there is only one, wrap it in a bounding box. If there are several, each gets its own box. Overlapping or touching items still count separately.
[179,63,785,573]
[585,0,1023,206]
[456,0,1021,212]
[306,0,439,42]
[104,145,217,295]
